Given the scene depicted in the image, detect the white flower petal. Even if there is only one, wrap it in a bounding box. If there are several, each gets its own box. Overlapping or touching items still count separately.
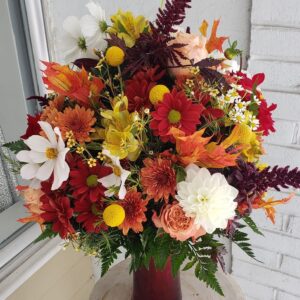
[98,173,120,188]
[118,184,127,200]
[52,160,70,190]
[39,121,57,147]
[86,1,106,20]
[86,33,107,51]
[20,163,40,180]
[36,160,55,181]
[54,127,65,152]
[25,135,51,152]
[81,15,99,37]
[29,151,47,163]
[63,16,82,38]
[16,150,32,163]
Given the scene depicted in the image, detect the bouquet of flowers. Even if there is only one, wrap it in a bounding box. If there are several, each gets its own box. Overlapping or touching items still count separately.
[3,0,300,296]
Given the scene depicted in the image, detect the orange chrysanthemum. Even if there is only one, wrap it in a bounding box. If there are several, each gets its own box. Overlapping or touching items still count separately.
[140,157,176,202]
[119,190,148,235]
[40,95,65,126]
[56,105,96,143]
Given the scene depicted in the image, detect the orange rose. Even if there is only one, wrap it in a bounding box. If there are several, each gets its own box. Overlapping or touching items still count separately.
[152,201,205,241]
[168,31,208,78]
[17,186,44,224]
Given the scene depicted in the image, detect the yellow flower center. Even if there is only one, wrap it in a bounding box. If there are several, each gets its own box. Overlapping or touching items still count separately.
[86,175,98,187]
[45,148,58,159]
[168,109,182,124]
[113,165,121,177]
[103,204,125,227]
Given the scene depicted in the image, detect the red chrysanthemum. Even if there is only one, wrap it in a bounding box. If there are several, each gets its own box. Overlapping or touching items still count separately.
[257,99,277,136]
[119,189,148,235]
[70,160,112,202]
[125,66,165,112]
[40,194,75,239]
[21,114,41,140]
[150,89,203,142]
[74,198,107,233]
[140,157,176,202]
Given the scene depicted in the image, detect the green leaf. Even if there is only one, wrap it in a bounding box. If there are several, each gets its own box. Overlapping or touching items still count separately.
[86,142,102,151]
[194,258,224,296]
[174,164,186,183]
[171,251,187,277]
[232,230,261,262]
[153,234,171,270]
[34,226,57,243]
[182,258,197,271]
[2,140,28,154]
[243,216,264,236]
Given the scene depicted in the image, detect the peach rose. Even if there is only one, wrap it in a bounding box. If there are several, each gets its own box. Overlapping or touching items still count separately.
[18,186,44,224]
[152,201,206,241]
[168,31,208,78]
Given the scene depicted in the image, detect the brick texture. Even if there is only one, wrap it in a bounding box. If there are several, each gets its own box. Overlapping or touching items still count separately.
[232,1,300,299]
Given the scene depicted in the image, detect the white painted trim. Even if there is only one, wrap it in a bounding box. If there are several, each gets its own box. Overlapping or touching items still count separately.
[23,0,49,95]
[0,237,62,300]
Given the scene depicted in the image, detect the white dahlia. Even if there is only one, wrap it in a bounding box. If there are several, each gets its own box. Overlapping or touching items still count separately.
[176,164,238,234]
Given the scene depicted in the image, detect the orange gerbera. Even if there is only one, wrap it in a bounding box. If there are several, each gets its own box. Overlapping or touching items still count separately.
[56,105,96,143]
[40,95,65,126]
[140,157,176,202]
[119,189,148,235]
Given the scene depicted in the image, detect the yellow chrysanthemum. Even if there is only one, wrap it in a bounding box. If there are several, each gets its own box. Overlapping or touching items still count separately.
[149,85,170,105]
[103,204,125,227]
[107,10,149,48]
[105,46,125,67]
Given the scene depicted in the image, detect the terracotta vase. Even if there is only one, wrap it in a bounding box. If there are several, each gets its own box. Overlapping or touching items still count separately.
[132,257,182,300]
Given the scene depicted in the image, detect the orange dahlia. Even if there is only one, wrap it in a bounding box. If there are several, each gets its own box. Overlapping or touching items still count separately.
[119,189,148,235]
[140,157,176,202]
[56,105,96,143]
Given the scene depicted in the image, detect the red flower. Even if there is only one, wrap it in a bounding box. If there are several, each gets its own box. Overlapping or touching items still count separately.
[150,89,203,142]
[119,189,148,235]
[74,198,107,233]
[70,159,112,202]
[40,194,75,239]
[125,66,165,112]
[21,114,41,139]
[258,99,277,136]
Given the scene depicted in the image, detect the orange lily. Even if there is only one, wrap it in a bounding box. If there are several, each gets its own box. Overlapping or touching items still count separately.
[254,194,294,224]
[170,127,239,168]
[42,61,104,106]
[200,19,228,53]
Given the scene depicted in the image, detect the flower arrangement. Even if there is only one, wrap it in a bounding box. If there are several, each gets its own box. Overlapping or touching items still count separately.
[3,0,300,296]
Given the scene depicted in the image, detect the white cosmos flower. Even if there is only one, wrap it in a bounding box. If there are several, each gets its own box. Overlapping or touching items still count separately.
[81,1,107,52]
[176,164,238,234]
[60,15,98,63]
[16,121,70,190]
[98,149,130,199]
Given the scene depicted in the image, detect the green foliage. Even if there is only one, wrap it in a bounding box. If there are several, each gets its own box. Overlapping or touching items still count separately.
[86,142,102,151]
[194,257,224,296]
[243,216,264,236]
[232,229,260,261]
[171,249,187,277]
[34,225,58,243]
[174,164,187,183]
[2,140,28,154]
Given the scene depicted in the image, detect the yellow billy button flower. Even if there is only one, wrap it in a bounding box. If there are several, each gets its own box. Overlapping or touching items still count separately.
[103,204,125,227]
[105,46,125,67]
[149,85,170,105]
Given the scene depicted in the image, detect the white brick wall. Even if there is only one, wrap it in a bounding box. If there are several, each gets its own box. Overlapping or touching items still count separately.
[232,1,300,299]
